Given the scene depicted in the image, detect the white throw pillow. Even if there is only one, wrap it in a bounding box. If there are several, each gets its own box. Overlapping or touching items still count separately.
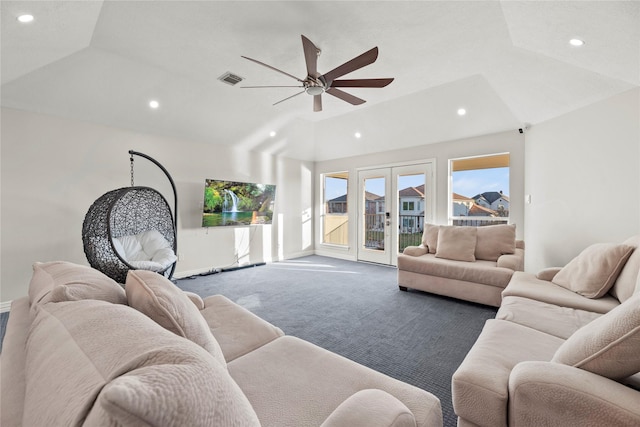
[125,270,226,367]
[552,243,634,298]
[552,291,640,379]
[435,226,477,262]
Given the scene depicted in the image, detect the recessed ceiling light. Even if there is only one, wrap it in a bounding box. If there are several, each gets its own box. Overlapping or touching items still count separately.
[269,131,276,137]
[457,108,466,116]
[569,38,585,47]
[354,132,362,139]
[17,14,34,23]
[149,100,159,109]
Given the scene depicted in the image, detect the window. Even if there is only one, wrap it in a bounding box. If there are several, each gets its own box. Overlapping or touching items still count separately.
[322,172,349,245]
[450,153,510,226]
[402,201,415,211]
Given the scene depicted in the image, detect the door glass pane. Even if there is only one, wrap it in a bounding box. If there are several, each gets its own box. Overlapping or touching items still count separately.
[363,176,385,251]
[323,173,348,245]
[397,173,425,253]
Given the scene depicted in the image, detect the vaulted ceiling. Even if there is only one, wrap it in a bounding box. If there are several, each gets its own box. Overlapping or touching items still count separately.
[2,1,638,161]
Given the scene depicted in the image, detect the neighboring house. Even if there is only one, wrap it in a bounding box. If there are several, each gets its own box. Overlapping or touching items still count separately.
[327,194,347,214]
[468,203,498,217]
[365,191,385,230]
[452,193,475,216]
[473,191,510,214]
[398,186,425,233]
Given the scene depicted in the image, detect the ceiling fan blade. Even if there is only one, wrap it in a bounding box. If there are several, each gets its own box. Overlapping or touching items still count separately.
[241,56,304,83]
[301,35,320,79]
[241,85,304,88]
[273,90,306,106]
[322,47,379,84]
[331,78,394,88]
[326,88,366,105]
[313,94,322,112]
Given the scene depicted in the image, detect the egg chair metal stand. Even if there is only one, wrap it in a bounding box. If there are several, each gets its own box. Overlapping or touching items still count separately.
[82,150,178,283]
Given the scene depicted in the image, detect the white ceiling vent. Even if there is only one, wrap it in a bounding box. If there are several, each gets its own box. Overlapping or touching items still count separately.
[218,72,244,86]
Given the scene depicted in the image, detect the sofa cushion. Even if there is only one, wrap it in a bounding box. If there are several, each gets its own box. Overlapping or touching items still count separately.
[552,243,634,298]
[475,224,516,262]
[125,270,226,366]
[503,272,620,314]
[28,261,126,317]
[25,300,259,427]
[610,235,640,303]
[435,226,477,262]
[201,294,285,362]
[496,296,602,339]
[228,335,442,427]
[422,224,440,254]
[552,292,640,379]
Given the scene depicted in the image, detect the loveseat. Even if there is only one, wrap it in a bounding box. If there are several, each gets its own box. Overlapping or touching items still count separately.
[0,261,443,427]
[452,235,640,427]
[398,224,524,307]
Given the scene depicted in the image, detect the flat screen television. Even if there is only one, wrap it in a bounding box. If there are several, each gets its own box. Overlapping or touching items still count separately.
[202,179,276,227]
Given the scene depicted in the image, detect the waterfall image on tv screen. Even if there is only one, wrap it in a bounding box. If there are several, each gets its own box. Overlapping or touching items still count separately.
[202,179,276,227]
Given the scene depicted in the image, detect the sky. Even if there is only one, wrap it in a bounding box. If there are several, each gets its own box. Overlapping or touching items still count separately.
[325,167,509,201]
[452,167,509,198]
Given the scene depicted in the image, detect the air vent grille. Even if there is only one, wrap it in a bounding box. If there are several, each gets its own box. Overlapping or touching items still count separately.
[218,72,244,86]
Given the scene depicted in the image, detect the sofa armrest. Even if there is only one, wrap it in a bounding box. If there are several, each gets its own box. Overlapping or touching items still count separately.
[402,245,428,257]
[535,267,562,282]
[497,248,524,271]
[183,291,205,309]
[509,361,640,427]
[320,389,417,427]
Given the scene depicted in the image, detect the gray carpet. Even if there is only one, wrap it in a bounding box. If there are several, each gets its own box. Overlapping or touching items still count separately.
[177,255,497,427]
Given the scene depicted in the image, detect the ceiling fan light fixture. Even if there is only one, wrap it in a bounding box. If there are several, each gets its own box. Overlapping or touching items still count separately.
[18,14,34,23]
[305,86,325,96]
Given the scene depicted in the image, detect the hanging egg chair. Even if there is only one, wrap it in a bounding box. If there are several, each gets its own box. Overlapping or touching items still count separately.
[82,151,178,283]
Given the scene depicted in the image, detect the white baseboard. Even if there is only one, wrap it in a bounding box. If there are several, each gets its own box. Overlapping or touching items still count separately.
[1,300,12,313]
[174,251,316,279]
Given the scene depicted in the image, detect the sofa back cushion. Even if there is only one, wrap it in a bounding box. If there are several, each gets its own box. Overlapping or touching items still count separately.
[125,270,226,366]
[422,224,440,254]
[610,235,640,303]
[552,243,634,299]
[435,226,477,262]
[24,300,259,427]
[28,261,126,317]
[551,291,640,379]
[474,224,516,261]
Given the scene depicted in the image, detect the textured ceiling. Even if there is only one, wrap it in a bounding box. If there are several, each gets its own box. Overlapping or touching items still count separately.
[2,1,638,161]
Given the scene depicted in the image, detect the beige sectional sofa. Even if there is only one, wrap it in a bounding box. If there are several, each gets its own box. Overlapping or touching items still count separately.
[398,224,524,307]
[1,261,442,427]
[452,235,640,427]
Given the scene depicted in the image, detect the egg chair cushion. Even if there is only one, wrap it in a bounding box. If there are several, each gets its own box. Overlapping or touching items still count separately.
[114,230,177,272]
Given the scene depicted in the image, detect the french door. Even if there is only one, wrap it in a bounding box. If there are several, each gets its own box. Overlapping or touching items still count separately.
[357,162,434,266]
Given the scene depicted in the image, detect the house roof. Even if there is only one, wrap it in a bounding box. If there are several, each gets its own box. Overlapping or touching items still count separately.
[473,191,509,204]
[365,191,383,201]
[469,204,497,217]
[399,186,424,197]
[1,1,638,162]
[329,194,347,203]
[453,193,474,201]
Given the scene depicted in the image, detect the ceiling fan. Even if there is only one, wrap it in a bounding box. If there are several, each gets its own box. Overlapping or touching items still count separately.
[241,35,394,112]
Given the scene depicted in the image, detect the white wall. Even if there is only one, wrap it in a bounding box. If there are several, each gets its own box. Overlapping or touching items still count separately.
[1,108,315,303]
[524,88,640,272]
[314,130,526,261]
